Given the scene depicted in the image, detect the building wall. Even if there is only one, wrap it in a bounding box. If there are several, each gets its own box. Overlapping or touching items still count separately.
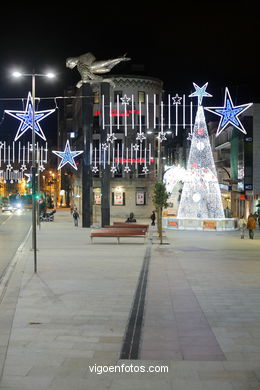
[71,177,155,223]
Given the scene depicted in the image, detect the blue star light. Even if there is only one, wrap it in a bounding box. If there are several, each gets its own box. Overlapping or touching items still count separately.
[5,92,55,141]
[205,87,252,136]
[52,140,83,170]
[189,82,212,105]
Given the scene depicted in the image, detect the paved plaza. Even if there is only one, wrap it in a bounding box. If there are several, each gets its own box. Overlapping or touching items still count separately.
[0,210,260,389]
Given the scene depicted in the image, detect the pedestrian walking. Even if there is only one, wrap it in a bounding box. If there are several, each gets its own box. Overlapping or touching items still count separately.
[238,215,247,239]
[247,213,256,239]
[150,211,156,226]
[72,208,80,227]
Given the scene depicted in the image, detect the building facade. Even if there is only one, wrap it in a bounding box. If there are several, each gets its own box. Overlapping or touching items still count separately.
[59,75,166,223]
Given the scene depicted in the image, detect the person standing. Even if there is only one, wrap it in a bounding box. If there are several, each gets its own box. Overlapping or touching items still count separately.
[73,208,80,227]
[247,213,256,239]
[238,215,247,239]
[150,211,156,226]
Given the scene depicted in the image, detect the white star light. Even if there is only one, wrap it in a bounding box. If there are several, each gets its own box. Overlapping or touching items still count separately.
[157,132,167,142]
[120,94,131,105]
[142,166,149,174]
[110,165,117,173]
[189,82,212,106]
[205,87,253,136]
[107,133,117,143]
[136,132,146,142]
[52,140,83,170]
[92,166,99,173]
[124,166,131,173]
[172,94,182,105]
[102,143,108,151]
[5,92,55,141]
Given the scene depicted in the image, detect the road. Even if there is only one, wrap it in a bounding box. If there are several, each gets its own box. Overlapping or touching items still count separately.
[0,210,31,278]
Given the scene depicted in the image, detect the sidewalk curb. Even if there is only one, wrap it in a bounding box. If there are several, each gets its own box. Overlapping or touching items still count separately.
[0,226,31,304]
[0,226,31,383]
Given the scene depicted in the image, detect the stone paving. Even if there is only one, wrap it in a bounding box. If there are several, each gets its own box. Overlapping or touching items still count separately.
[0,210,260,389]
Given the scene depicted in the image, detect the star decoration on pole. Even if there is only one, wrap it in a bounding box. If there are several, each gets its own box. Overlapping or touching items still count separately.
[92,165,99,173]
[205,87,253,136]
[107,133,117,143]
[189,82,212,106]
[110,165,117,173]
[120,94,131,105]
[136,132,146,142]
[172,94,182,105]
[157,131,167,142]
[52,140,83,170]
[5,92,55,141]
[101,143,108,151]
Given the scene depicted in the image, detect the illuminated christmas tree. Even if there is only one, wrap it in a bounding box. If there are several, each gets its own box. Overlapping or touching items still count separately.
[177,105,224,219]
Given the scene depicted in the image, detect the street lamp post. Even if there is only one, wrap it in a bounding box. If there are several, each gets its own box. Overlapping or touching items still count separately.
[12,71,55,273]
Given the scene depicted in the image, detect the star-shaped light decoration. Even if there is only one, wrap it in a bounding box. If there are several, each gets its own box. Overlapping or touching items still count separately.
[205,87,253,136]
[92,166,99,173]
[136,132,146,142]
[120,94,131,105]
[107,133,117,143]
[6,164,13,171]
[110,165,117,173]
[142,166,149,174]
[20,164,27,172]
[101,143,108,151]
[52,140,83,170]
[124,166,131,173]
[172,94,182,105]
[5,92,55,141]
[189,82,212,106]
[133,143,139,152]
[157,132,167,142]
[39,164,45,172]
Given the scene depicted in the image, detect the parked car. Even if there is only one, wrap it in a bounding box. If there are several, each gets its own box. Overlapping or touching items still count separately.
[2,204,14,213]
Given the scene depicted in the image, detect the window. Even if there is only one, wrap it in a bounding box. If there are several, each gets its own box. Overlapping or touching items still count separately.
[114,91,123,103]
[138,91,145,103]
[93,91,100,104]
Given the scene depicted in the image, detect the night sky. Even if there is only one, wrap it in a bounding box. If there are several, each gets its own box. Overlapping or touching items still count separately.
[0,3,258,142]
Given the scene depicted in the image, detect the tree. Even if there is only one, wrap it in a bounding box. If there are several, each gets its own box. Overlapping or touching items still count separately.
[152,181,169,244]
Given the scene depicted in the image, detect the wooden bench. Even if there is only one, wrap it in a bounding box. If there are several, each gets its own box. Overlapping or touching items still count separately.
[104,223,149,233]
[90,228,147,244]
[113,222,149,231]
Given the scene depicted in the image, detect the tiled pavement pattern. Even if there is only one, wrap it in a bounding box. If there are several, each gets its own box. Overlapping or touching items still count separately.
[0,212,260,389]
[140,245,225,361]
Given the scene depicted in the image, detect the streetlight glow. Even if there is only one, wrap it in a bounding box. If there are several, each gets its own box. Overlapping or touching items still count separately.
[46,72,55,78]
[12,71,22,78]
